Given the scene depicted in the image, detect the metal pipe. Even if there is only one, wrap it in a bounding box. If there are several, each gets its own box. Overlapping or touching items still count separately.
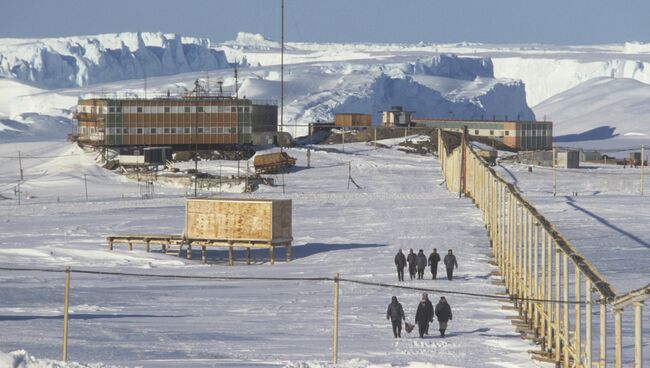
[563,252,570,367]
[600,302,607,367]
[586,279,592,368]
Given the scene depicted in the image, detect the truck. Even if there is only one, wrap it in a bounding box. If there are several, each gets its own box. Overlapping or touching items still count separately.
[253,152,297,174]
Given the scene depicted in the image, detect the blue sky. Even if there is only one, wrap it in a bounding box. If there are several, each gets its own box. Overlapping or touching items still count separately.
[1,0,649,44]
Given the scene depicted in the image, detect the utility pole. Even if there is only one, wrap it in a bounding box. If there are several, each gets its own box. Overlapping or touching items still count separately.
[194,79,199,197]
[641,144,645,196]
[280,0,285,152]
[552,146,557,197]
[84,174,88,201]
[342,128,345,153]
[18,151,23,181]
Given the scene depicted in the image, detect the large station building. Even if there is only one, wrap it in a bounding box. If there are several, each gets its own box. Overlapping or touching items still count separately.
[74,96,278,148]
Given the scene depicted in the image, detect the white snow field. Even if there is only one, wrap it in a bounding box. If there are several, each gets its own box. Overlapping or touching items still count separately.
[0,139,546,367]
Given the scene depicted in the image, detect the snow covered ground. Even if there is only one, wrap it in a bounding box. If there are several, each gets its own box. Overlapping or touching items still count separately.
[0,139,547,367]
[494,161,650,295]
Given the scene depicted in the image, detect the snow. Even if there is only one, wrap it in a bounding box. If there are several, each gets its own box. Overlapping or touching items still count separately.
[534,77,650,141]
[0,32,230,89]
[0,139,547,367]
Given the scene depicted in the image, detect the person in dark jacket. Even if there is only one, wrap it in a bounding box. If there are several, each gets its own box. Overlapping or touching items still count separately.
[386,296,405,338]
[415,249,427,280]
[428,248,441,280]
[415,293,434,338]
[443,249,458,281]
[394,249,407,281]
[407,249,417,280]
[434,296,452,337]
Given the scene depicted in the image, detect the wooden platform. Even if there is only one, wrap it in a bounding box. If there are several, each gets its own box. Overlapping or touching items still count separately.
[106,234,292,265]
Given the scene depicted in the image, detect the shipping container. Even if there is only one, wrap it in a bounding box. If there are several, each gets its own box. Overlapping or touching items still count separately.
[185,198,292,243]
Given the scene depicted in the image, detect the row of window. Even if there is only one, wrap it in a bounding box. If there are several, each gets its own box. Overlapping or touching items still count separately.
[472,129,550,137]
[78,106,251,114]
[80,127,252,135]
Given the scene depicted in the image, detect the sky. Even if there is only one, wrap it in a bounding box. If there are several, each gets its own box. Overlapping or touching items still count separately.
[1,0,649,45]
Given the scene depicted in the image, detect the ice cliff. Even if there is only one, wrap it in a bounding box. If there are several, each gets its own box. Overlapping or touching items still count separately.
[0,32,231,89]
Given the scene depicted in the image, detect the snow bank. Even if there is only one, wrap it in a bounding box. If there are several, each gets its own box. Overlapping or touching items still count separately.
[0,350,112,368]
[222,32,281,50]
[0,32,231,89]
[533,77,650,139]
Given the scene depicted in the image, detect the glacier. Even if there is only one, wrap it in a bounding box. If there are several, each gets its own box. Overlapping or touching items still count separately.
[0,32,231,89]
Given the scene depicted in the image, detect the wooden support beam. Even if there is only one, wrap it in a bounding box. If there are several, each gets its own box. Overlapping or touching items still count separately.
[269,246,275,265]
[202,245,207,264]
[585,279,592,368]
[575,271,581,366]
[563,252,569,368]
[634,302,643,368]
[108,238,113,251]
[145,240,150,252]
[246,248,251,265]
[187,244,192,260]
[600,302,607,367]
[228,245,234,266]
[615,307,622,368]
[286,243,292,262]
[128,242,133,251]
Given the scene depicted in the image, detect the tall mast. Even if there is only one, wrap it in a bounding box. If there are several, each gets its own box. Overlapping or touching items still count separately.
[280,0,284,150]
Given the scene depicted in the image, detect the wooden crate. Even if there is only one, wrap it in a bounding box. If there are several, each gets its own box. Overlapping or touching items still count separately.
[185,198,292,243]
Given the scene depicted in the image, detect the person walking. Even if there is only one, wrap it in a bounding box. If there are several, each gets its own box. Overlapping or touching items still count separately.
[444,249,458,281]
[416,249,427,280]
[415,293,434,338]
[428,248,441,279]
[394,249,407,281]
[386,296,405,338]
[434,296,453,337]
[407,249,417,280]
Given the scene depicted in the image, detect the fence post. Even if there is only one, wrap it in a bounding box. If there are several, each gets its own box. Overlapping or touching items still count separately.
[332,272,340,364]
[600,302,607,367]
[634,302,643,368]
[585,279,592,367]
[575,270,581,366]
[614,308,622,368]
[563,253,570,367]
[555,249,561,364]
[62,266,71,361]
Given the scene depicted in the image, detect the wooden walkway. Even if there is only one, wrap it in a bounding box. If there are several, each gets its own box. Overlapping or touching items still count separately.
[106,234,292,265]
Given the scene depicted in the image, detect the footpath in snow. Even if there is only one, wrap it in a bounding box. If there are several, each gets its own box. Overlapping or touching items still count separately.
[0,140,545,367]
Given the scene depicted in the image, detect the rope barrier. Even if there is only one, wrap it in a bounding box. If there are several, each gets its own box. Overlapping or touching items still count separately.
[0,266,596,305]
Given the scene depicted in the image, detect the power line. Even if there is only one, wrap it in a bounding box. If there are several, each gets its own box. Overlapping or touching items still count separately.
[0,266,598,305]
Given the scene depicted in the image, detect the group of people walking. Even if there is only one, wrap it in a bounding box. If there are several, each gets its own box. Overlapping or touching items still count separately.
[394,248,458,281]
[386,293,453,338]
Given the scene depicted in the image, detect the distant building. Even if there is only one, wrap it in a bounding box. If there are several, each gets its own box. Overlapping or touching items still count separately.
[382,106,413,127]
[335,113,372,127]
[74,96,278,148]
[411,118,552,150]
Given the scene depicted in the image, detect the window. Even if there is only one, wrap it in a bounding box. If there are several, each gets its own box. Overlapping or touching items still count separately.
[244,107,250,113]
[489,130,494,136]
[184,107,191,113]
[137,128,143,134]
[109,107,115,113]
[151,128,157,134]
[164,128,170,134]
[238,107,244,113]
[164,107,170,113]
[505,131,510,136]
[184,127,190,134]
[197,106,204,113]
[211,127,218,133]
[474,129,479,135]
[137,107,143,113]
[231,107,237,113]
[197,128,204,133]
[90,127,96,133]
[116,107,122,113]
[170,128,177,134]
[242,126,252,134]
